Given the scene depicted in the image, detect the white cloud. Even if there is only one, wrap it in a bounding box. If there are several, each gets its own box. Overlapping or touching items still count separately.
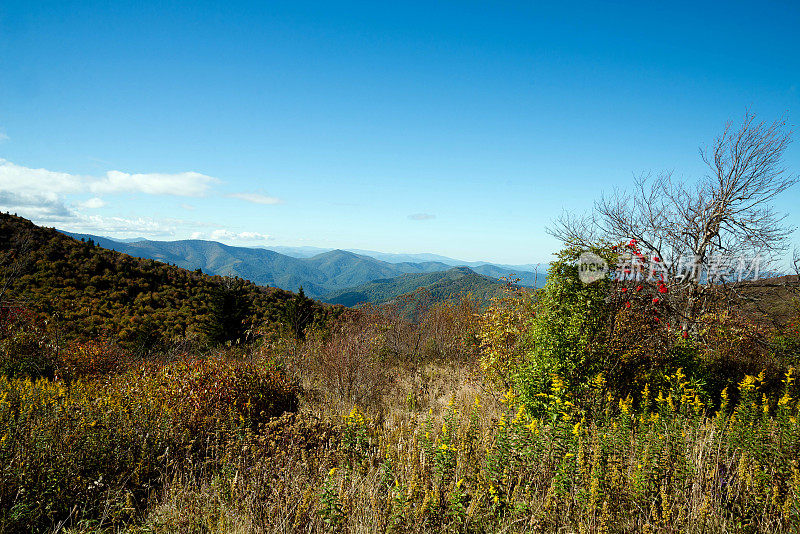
[0,158,220,225]
[0,159,85,197]
[79,197,106,209]
[0,190,73,219]
[45,213,194,241]
[209,229,271,242]
[0,158,227,240]
[91,170,217,196]
[408,213,436,221]
[228,192,282,205]
[0,159,271,248]
[0,131,9,143]
[0,158,218,200]
[187,229,271,243]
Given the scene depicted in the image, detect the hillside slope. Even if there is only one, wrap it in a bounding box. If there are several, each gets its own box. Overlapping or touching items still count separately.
[2,215,331,346]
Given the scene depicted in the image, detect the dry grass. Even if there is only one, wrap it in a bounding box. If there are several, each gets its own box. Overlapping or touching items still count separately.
[2,297,800,533]
[111,367,799,534]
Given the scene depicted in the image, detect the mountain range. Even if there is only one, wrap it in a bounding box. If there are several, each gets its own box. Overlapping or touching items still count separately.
[59,232,546,303]
[323,266,514,307]
[262,245,541,272]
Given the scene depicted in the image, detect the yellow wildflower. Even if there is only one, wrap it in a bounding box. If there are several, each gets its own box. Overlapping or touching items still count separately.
[619,394,632,415]
[739,374,757,392]
[512,405,526,424]
[572,420,581,437]
[593,373,606,389]
[551,375,566,394]
[526,418,539,434]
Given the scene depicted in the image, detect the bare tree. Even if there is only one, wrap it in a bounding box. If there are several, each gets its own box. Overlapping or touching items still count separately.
[548,110,797,327]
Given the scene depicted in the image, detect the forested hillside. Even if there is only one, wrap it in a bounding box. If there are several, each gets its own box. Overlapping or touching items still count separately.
[1,214,334,349]
[323,266,513,306]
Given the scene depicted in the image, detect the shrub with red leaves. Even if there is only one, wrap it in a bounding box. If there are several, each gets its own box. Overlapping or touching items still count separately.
[151,356,299,433]
[57,339,124,380]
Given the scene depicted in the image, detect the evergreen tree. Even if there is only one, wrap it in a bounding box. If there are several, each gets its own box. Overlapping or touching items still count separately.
[200,276,253,345]
[280,286,314,340]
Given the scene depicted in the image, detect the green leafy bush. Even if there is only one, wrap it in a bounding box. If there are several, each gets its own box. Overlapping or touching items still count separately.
[514,245,615,408]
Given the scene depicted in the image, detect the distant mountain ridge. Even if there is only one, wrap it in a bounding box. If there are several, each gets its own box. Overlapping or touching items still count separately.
[322,266,513,307]
[262,245,543,273]
[60,232,546,299]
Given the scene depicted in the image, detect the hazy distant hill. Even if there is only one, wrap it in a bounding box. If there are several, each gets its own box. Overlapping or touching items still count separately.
[60,232,545,298]
[322,266,512,307]
[264,245,545,285]
[61,232,331,296]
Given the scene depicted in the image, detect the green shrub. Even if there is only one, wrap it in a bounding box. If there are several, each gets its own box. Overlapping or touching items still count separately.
[771,315,800,366]
[514,245,615,408]
[697,311,786,404]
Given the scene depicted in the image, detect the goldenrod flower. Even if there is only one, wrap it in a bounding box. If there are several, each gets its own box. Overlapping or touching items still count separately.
[784,367,795,386]
[526,418,539,434]
[739,375,757,392]
[593,373,606,389]
[501,389,516,404]
[551,375,566,394]
[513,406,526,424]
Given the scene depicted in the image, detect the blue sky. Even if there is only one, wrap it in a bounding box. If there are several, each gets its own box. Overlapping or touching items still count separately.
[1,1,798,264]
